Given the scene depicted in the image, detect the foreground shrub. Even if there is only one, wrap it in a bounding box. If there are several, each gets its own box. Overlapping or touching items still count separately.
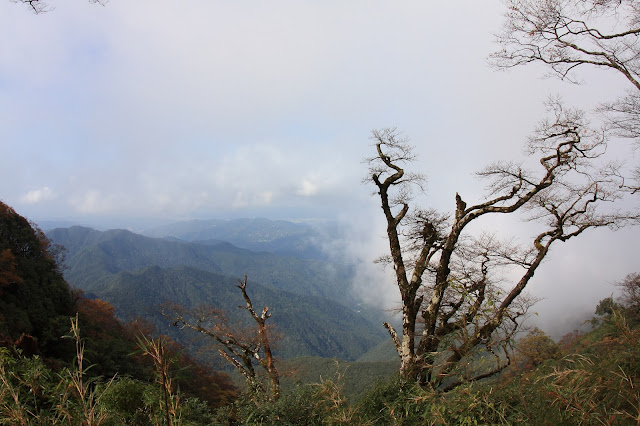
[213,375,357,425]
[356,376,512,425]
[0,347,59,424]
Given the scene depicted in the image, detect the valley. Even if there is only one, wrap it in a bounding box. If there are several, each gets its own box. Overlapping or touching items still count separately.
[46,219,395,363]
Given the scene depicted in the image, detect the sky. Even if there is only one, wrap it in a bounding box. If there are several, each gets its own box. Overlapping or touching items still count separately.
[1,0,639,337]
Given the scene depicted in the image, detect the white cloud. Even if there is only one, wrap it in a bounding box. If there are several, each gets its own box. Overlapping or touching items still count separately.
[69,190,120,214]
[297,179,318,197]
[20,187,55,204]
[259,191,274,205]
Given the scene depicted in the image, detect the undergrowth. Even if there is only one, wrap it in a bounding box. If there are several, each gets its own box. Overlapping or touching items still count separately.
[2,308,639,425]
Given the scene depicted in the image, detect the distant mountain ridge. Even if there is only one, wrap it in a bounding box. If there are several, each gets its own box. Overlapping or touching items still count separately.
[141,218,337,260]
[46,222,390,361]
[93,265,385,360]
[48,225,353,304]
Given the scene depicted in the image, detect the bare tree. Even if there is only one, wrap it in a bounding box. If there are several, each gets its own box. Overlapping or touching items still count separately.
[167,275,280,401]
[10,0,105,14]
[616,272,640,310]
[492,0,640,88]
[492,0,640,188]
[367,101,635,387]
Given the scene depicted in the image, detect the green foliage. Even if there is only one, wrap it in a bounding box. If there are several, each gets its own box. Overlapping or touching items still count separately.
[348,306,640,425]
[74,296,148,380]
[0,339,220,425]
[45,224,392,363]
[355,376,512,425]
[0,347,59,424]
[595,296,621,317]
[0,202,75,358]
[46,225,390,362]
[7,203,640,424]
[543,311,640,424]
[356,376,417,423]
[100,376,218,426]
[0,203,237,424]
[99,376,152,425]
[234,385,329,425]
[216,379,357,425]
[277,357,399,401]
[47,225,356,304]
[86,265,384,360]
[473,309,640,425]
[0,316,117,425]
[515,327,561,369]
[135,334,182,425]
[356,339,398,362]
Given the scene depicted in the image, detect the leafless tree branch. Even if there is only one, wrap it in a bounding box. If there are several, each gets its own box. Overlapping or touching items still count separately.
[10,0,106,14]
[165,276,280,400]
[366,102,635,387]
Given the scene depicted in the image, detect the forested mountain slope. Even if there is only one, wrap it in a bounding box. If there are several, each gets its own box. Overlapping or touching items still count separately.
[48,225,355,304]
[0,201,238,413]
[0,203,75,358]
[47,226,388,360]
[93,265,386,360]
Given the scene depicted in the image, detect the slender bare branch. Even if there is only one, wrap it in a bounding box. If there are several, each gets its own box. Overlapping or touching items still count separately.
[166,276,280,400]
[366,105,634,387]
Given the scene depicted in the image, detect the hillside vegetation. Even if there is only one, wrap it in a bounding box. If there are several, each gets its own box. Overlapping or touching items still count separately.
[95,265,386,360]
[220,303,640,425]
[46,226,387,361]
[4,202,640,425]
[48,225,353,304]
[0,202,237,424]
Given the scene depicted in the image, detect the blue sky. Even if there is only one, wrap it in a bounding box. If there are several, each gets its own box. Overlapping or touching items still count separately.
[2,0,639,335]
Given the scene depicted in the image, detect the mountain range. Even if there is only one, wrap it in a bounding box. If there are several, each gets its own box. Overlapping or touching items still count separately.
[46,220,392,362]
[141,218,336,261]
